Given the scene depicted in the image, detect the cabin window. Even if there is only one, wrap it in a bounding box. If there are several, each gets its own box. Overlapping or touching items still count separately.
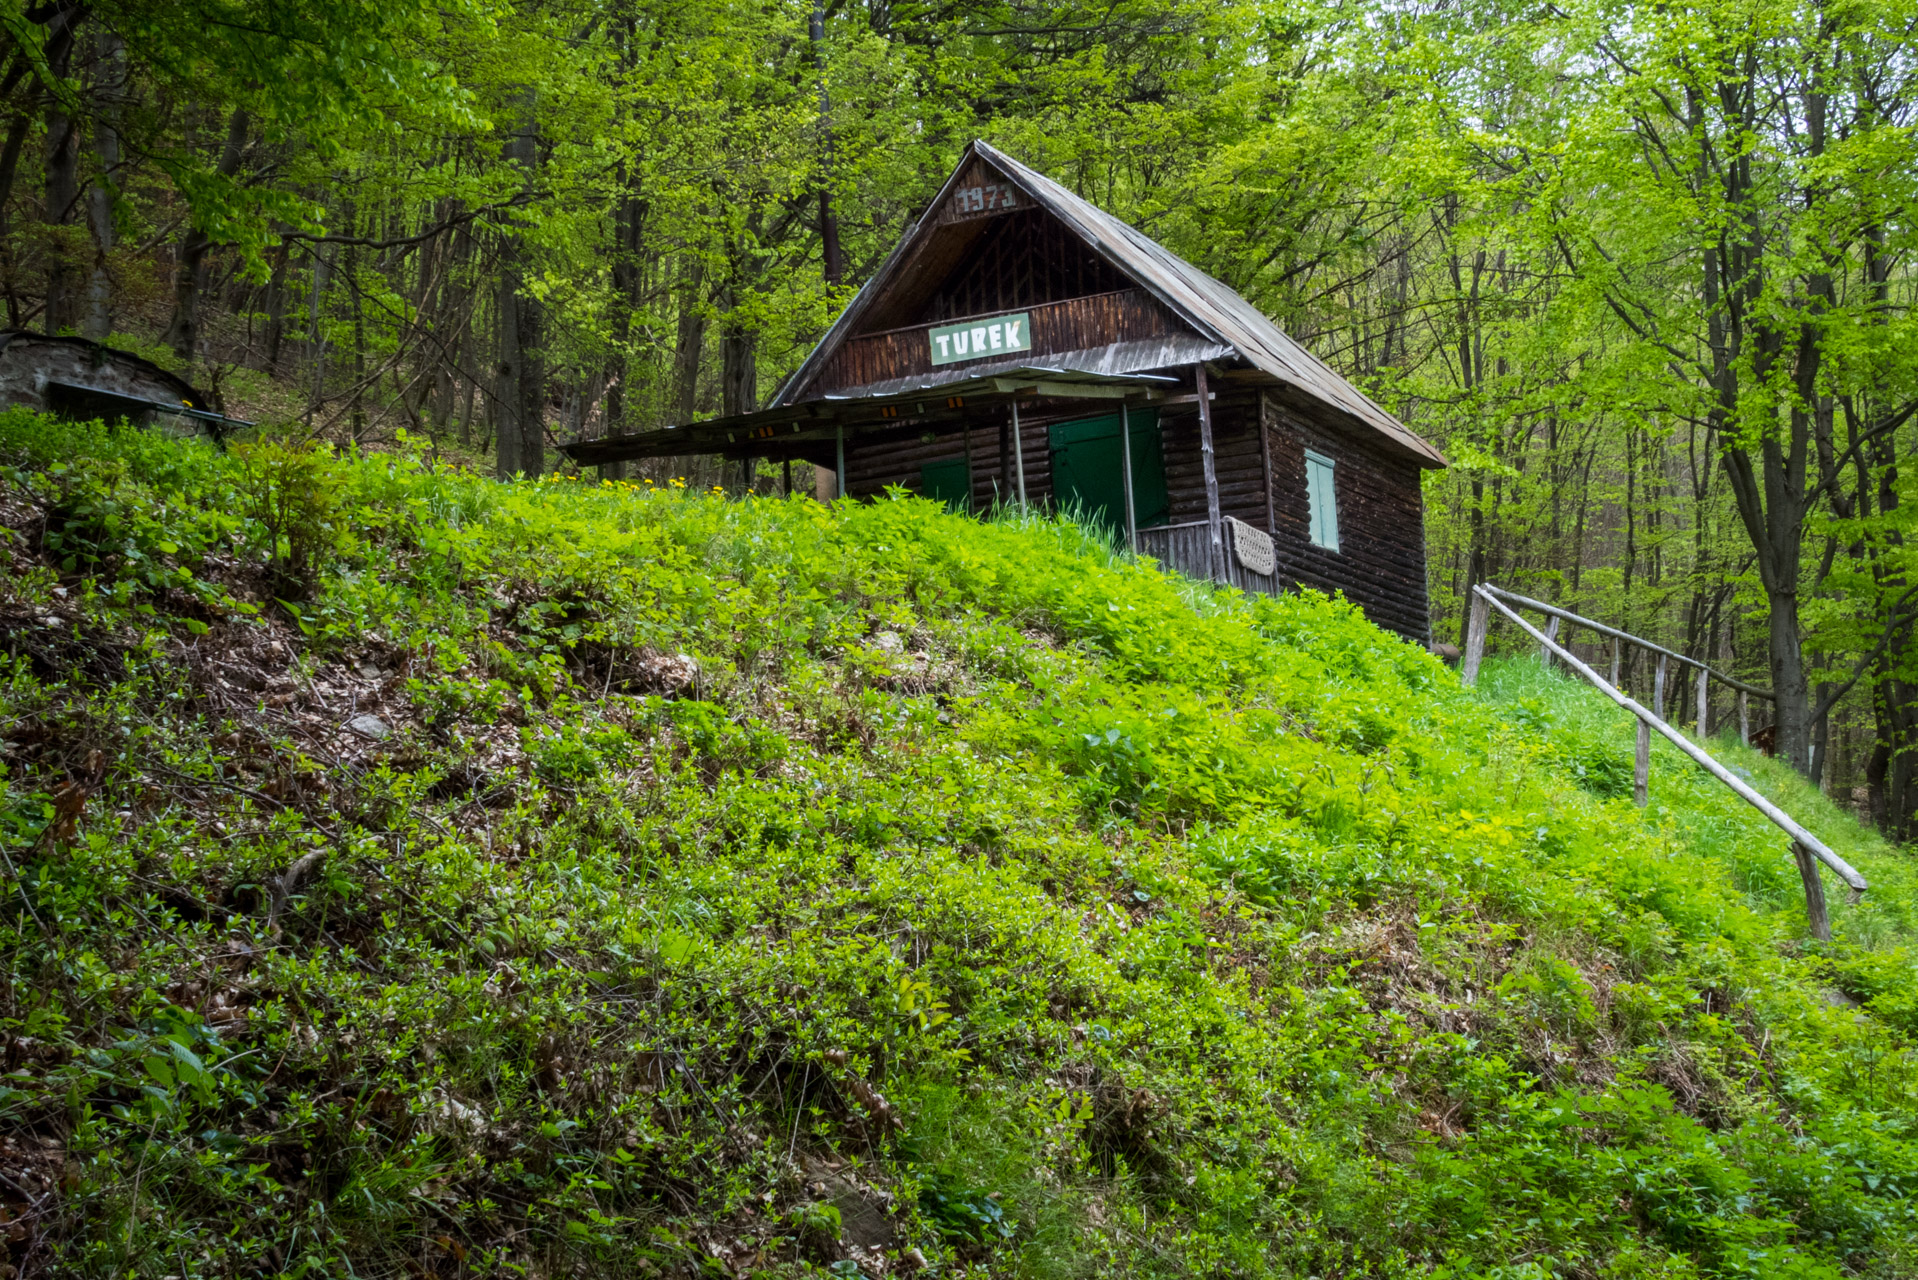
[1305,449,1340,552]
[920,458,972,513]
[1047,409,1169,536]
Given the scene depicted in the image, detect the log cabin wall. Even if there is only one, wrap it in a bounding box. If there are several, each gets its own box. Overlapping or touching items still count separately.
[1258,391,1431,641]
[837,386,1430,643]
[842,412,1056,510]
[1161,390,1268,527]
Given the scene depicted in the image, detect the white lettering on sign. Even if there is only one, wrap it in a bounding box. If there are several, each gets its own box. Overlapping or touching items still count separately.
[946,181,1019,218]
[929,311,1033,366]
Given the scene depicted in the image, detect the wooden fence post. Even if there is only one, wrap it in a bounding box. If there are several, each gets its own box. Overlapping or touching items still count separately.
[1540,615,1560,668]
[1696,665,1709,740]
[1610,636,1621,686]
[1739,691,1750,744]
[1462,590,1490,686]
[1636,653,1666,807]
[1793,841,1832,943]
[1635,718,1651,807]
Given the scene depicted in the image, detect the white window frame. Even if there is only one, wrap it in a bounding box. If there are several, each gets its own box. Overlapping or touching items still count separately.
[1304,449,1340,552]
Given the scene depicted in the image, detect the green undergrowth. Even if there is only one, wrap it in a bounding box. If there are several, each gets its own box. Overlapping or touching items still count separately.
[1,409,1916,1279]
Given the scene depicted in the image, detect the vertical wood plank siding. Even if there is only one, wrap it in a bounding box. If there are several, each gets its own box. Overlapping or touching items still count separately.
[920,202,1134,318]
[816,289,1175,394]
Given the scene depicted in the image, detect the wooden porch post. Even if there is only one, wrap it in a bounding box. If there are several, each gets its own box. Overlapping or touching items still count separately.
[1120,400,1137,551]
[1011,399,1027,511]
[1194,363,1224,581]
[1257,391,1277,534]
[782,458,791,497]
[835,425,845,501]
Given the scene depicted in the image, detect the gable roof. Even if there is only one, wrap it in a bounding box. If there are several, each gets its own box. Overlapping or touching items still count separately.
[775,141,1443,468]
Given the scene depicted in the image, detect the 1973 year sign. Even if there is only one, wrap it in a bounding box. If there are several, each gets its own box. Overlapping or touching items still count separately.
[928,312,1032,366]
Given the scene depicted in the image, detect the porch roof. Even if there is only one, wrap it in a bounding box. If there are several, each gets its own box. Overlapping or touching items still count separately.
[557,365,1183,468]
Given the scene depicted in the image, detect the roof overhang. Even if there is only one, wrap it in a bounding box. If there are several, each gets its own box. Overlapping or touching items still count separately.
[559,367,1185,468]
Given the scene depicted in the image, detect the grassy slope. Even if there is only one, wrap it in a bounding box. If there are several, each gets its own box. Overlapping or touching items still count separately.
[1,411,1916,1279]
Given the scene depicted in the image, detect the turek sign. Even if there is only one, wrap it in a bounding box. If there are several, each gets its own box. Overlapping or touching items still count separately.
[928,312,1032,366]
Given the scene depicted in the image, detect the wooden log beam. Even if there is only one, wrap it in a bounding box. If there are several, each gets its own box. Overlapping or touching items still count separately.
[1482,586,1773,700]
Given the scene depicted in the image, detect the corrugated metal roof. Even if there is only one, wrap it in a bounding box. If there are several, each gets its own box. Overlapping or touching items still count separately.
[775,141,1444,468]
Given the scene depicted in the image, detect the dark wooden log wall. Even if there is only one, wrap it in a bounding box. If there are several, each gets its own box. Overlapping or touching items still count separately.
[842,411,1057,512]
[837,385,1432,644]
[1161,390,1267,528]
[1257,391,1430,641]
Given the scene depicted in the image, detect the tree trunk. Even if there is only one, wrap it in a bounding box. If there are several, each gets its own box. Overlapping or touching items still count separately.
[306,244,331,421]
[720,278,756,419]
[671,257,708,423]
[494,94,543,479]
[261,238,290,371]
[79,29,123,340]
[810,0,842,286]
[42,22,81,334]
[602,169,643,478]
[162,108,250,360]
[346,232,365,443]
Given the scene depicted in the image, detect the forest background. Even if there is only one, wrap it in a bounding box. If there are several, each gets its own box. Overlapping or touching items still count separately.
[3,0,1918,835]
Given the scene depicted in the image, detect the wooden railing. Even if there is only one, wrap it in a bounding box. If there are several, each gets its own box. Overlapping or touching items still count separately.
[1135,520,1281,597]
[1461,583,1865,941]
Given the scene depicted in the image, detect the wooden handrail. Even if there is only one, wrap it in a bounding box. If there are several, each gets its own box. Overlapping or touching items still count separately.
[1465,585,1864,940]
[1481,586,1773,700]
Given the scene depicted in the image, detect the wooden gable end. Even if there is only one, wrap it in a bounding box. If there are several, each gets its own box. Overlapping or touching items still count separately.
[791,155,1199,400]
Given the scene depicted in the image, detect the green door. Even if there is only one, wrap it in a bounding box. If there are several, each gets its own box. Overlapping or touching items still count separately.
[1047,409,1168,535]
[920,457,972,513]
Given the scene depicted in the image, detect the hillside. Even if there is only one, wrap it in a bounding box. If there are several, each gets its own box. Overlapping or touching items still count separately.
[1,412,1916,1279]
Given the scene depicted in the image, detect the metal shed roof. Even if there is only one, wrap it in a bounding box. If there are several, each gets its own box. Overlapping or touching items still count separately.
[774,141,1444,469]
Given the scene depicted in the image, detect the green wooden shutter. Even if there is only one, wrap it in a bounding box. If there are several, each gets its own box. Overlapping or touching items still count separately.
[920,457,972,513]
[1305,450,1339,552]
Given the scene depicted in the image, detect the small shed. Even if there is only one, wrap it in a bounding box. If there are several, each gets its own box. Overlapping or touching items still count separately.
[0,331,242,439]
[563,142,1444,642]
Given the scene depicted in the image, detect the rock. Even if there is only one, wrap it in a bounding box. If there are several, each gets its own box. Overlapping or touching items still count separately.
[347,713,390,740]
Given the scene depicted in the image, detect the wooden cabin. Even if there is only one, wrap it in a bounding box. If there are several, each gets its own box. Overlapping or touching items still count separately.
[564,141,1445,643]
